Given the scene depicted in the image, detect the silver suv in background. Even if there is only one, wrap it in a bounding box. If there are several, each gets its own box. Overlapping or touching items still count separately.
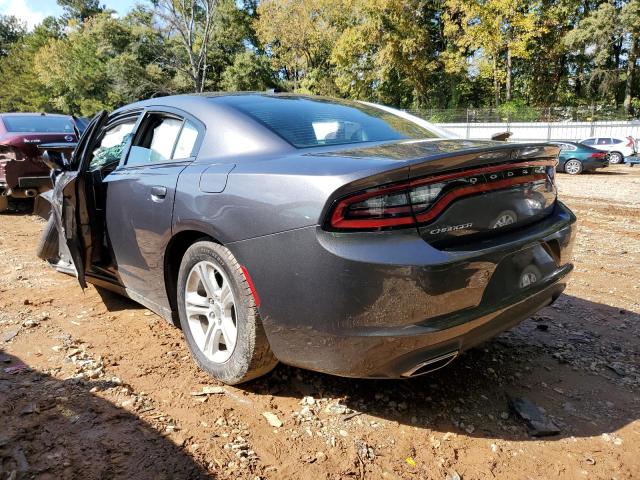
[579,136,637,164]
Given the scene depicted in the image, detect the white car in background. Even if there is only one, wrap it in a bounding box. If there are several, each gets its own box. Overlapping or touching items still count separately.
[579,136,637,164]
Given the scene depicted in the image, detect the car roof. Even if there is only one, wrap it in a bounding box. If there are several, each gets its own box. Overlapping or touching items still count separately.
[0,112,71,118]
[112,92,358,113]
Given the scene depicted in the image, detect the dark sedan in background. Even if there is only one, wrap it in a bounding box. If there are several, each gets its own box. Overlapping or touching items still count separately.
[0,113,86,212]
[550,141,609,175]
[38,93,576,384]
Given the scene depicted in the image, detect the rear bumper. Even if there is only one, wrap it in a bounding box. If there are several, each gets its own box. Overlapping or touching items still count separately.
[0,158,51,195]
[583,159,608,171]
[228,202,577,378]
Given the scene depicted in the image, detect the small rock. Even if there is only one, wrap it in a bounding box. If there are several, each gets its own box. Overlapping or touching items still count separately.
[191,386,225,396]
[509,396,560,436]
[3,329,19,342]
[262,411,283,428]
[448,470,462,480]
[300,406,313,418]
[326,404,349,415]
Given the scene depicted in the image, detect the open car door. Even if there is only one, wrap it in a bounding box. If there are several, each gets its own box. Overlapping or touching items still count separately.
[49,111,108,288]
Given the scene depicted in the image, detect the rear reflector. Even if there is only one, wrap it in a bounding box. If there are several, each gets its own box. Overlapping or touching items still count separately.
[240,265,260,308]
[328,160,556,231]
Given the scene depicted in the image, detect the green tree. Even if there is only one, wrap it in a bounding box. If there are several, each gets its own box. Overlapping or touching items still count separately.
[445,0,543,105]
[221,50,278,91]
[33,14,173,115]
[0,18,62,112]
[255,0,346,93]
[621,0,639,113]
[564,2,621,103]
[57,0,105,22]
[0,15,26,57]
[332,0,450,108]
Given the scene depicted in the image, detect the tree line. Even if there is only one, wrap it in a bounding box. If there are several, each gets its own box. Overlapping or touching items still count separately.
[0,0,638,117]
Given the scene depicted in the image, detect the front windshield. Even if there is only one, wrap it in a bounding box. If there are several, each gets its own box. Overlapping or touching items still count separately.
[219,95,440,148]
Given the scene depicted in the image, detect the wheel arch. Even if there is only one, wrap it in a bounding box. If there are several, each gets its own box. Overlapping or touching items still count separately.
[164,229,222,325]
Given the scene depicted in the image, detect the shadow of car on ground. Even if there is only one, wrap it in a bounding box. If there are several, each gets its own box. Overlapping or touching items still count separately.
[0,351,211,480]
[241,294,638,443]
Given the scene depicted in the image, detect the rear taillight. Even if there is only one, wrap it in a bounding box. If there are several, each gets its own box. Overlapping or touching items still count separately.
[328,161,555,231]
[626,137,634,147]
[590,152,606,158]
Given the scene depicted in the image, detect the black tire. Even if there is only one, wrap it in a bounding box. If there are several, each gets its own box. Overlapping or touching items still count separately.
[177,241,278,384]
[36,214,59,262]
[609,152,623,164]
[563,159,583,175]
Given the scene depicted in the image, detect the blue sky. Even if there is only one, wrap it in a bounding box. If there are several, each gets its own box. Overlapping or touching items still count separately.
[0,0,141,28]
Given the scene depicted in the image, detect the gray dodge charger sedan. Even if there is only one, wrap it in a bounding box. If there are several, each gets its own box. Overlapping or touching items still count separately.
[38,93,576,384]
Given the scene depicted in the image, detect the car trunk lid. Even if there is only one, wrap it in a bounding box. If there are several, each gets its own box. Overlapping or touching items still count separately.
[324,139,559,244]
[404,141,558,244]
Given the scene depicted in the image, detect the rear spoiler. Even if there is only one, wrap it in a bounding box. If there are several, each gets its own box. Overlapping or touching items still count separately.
[37,142,78,152]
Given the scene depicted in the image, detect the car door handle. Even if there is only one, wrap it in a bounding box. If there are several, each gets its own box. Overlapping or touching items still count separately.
[150,185,167,201]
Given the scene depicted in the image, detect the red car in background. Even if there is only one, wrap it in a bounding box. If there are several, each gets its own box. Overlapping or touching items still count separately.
[0,113,85,212]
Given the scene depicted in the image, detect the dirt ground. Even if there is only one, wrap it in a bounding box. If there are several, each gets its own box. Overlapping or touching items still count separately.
[1,165,639,480]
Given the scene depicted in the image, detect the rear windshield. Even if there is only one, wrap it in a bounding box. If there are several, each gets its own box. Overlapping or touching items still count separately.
[2,115,74,133]
[221,95,439,148]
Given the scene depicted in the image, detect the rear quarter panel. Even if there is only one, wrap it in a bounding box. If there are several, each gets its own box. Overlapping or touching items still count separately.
[171,153,407,243]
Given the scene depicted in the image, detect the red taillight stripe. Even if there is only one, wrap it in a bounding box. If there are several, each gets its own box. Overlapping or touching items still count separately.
[414,174,547,224]
[240,265,260,308]
[329,160,555,230]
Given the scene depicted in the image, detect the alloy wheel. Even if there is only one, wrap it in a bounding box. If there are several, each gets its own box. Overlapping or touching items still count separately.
[609,152,623,164]
[564,160,582,175]
[184,260,237,363]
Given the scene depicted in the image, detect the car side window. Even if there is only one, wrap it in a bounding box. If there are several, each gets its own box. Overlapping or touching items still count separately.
[127,115,183,166]
[89,120,137,170]
[597,138,610,145]
[582,138,595,145]
[173,120,199,159]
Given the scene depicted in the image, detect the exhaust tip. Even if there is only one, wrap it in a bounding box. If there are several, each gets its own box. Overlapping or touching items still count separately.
[401,351,459,378]
[24,189,37,198]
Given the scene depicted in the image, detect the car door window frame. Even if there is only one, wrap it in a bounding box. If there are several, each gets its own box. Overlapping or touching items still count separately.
[88,111,143,171]
[121,107,205,169]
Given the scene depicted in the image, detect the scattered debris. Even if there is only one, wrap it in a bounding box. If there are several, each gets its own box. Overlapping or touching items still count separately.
[262,411,283,428]
[190,386,225,396]
[4,362,29,374]
[508,396,560,437]
[3,328,19,342]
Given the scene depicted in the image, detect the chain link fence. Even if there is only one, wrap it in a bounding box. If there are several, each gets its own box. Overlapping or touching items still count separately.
[408,106,636,123]
[406,106,640,142]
